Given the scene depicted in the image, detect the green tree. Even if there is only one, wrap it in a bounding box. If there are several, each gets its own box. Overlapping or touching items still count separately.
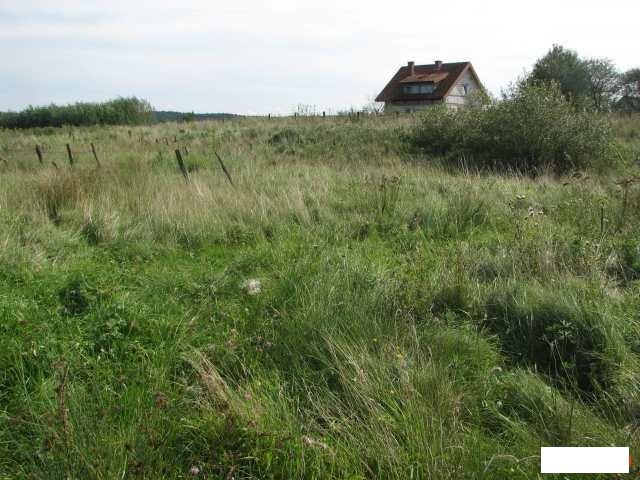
[529,45,590,106]
[616,68,640,113]
[584,58,620,111]
[181,112,197,122]
[0,97,154,129]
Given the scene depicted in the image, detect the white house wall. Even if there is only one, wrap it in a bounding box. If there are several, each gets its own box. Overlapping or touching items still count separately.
[445,70,481,105]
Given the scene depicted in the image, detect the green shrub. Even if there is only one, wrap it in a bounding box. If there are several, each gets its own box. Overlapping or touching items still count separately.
[0,97,153,129]
[409,82,612,172]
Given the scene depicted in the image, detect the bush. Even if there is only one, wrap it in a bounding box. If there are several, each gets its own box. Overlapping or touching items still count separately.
[0,97,154,129]
[409,82,612,172]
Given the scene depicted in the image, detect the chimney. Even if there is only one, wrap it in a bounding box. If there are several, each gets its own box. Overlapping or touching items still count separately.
[435,60,443,70]
[408,61,415,76]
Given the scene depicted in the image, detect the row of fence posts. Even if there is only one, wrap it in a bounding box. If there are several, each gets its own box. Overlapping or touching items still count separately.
[30,142,101,169]
[173,148,234,187]
[267,111,372,119]
[26,142,234,187]
[18,110,379,180]
[23,141,234,186]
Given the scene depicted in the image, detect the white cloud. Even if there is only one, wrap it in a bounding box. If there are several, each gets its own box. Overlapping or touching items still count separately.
[1,0,638,113]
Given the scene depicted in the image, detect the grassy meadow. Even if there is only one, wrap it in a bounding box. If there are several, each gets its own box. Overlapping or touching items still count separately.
[0,114,639,479]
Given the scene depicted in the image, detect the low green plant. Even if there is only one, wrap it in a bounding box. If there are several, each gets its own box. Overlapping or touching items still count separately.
[410,82,613,172]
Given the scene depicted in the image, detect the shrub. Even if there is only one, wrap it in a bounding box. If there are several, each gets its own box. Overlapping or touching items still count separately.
[0,97,153,129]
[409,82,612,172]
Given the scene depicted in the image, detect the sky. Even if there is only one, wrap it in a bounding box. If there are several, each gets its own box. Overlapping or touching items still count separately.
[1,0,638,115]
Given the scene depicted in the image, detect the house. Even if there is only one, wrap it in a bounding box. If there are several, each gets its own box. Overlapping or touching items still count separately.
[376,60,483,112]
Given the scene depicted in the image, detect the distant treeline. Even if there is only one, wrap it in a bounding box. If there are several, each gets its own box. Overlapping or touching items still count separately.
[0,98,241,129]
[153,111,239,123]
[0,97,154,129]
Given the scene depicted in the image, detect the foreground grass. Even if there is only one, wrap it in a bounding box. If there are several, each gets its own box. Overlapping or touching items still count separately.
[0,115,639,479]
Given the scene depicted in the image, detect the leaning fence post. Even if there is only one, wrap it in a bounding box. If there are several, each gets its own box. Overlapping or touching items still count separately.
[90,143,101,168]
[213,151,234,187]
[175,149,189,181]
[35,145,44,164]
[66,144,74,167]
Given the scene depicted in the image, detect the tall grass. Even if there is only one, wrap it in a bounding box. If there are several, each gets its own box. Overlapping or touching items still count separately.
[0,114,638,478]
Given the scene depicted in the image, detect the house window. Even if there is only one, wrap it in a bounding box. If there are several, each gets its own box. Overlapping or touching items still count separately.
[462,84,469,95]
[419,84,435,94]
[403,83,435,95]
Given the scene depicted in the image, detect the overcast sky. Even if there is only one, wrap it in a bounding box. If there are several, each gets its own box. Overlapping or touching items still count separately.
[1,0,638,115]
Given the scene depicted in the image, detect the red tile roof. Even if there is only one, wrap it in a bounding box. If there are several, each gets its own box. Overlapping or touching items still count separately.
[376,61,480,102]
[399,72,449,83]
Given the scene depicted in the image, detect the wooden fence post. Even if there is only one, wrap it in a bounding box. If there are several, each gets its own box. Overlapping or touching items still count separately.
[66,144,74,167]
[90,143,101,168]
[35,145,44,164]
[214,151,234,187]
[175,149,189,181]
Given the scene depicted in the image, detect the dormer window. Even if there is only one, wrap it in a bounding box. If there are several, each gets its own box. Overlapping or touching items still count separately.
[403,83,435,95]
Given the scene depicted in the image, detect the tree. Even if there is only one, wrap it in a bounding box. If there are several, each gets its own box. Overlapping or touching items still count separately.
[529,45,625,112]
[584,58,620,112]
[529,45,590,107]
[616,68,640,113]
[181,112,197,122]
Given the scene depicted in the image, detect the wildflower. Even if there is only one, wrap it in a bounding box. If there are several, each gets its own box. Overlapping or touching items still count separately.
[189,465,200,476]
[241,279,262,295]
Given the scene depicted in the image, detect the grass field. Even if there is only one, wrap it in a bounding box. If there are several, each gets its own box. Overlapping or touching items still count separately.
[0,114,639,479]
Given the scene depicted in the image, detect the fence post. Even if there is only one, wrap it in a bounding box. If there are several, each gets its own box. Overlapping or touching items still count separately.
[214,151,234,187]
[35,145,44,164]
[66,144,74,167]
[175,149,189,181]
[322,111,326,118]
[90,143,101,168]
